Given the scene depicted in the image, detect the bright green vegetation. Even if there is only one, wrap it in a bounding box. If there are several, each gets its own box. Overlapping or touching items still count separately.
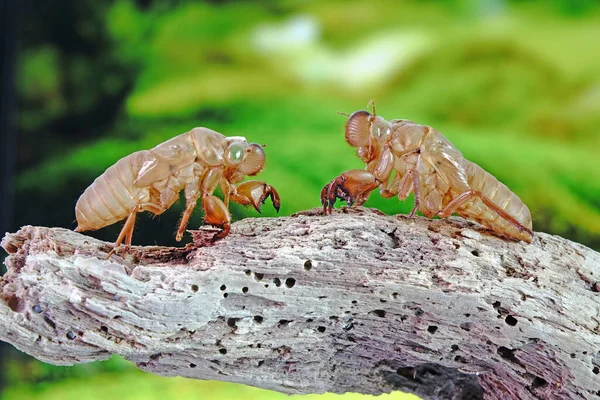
[3,356,418,400]
[9,0,600,398]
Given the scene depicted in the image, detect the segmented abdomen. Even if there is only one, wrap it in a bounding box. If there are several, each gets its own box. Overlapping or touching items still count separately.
[75,151,152,231]
[458,162,532,242]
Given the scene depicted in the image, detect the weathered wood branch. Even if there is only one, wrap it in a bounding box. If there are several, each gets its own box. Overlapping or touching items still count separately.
[1,207,599,399]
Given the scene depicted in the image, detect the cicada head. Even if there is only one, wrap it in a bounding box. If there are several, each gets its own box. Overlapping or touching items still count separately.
[224,137,265,177]
[238,143,265,176]
[345,110,391,163]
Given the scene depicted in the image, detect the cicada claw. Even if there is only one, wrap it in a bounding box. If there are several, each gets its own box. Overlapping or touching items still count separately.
[231,180,280,213]
[321,170,379,214]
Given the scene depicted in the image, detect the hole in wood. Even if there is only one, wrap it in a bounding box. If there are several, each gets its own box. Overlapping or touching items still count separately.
[304,260,312,271]
[253,315,263,323]
[370,310,386,318]
[497,346,517,363]
[227,318,239,328]
[191,284,199,292]
[505,315,518,326]
[285,278,296,288]
[531,376,548,389]
[44,316,56,329]
[427,325,438,334]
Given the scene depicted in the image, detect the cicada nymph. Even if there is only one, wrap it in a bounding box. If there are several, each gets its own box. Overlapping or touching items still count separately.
[321,103,533,243]
[75,127,280,256]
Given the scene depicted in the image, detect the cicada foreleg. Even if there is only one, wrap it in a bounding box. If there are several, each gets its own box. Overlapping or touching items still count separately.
[320,170,379,214]
[202,195,231,240]
[227,180,281,213]
[322,145,395,214]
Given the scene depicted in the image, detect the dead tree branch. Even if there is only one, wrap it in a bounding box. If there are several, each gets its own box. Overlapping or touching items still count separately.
[1,207,599,399]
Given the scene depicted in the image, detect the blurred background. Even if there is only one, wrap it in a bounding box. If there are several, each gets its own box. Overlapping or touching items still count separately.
[1,0,600,399]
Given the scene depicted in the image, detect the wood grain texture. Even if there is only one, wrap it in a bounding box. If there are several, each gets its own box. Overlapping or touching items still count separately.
[1,207,599,399]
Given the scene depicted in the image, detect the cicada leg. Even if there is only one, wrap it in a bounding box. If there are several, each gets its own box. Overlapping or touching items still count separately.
[397,169,421,217]
[107,202,165,259]
[380,169,422,217]
[320,170,379,214]
[176,198,199,242]
[175,167,222,242]
[438,190,534,236]
[203,195,231,241]
[228,180,281,213]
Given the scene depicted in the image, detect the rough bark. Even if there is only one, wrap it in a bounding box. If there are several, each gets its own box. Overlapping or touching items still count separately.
[1,207,599,400]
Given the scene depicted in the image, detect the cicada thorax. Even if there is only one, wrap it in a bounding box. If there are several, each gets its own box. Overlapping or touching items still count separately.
[389,120,429,156]
[189,127,229,166]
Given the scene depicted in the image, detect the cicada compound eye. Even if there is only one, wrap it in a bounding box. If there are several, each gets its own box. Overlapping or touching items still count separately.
[225,141,248,165]
[372,116,391,140]
[238,143,265,176]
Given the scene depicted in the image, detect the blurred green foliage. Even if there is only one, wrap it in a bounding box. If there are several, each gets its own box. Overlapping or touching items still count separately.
[2,355,417,400]
[7,0,600,398]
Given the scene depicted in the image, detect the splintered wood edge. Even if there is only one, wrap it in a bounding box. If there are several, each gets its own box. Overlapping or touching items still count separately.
[1,207,599,400]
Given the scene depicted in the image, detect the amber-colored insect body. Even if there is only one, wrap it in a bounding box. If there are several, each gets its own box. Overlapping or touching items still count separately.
[75,127,280,255]
[321,104,533,243]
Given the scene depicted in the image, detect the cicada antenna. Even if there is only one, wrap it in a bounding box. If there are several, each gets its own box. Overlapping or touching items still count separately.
[366,99,377,117]
[336,111,350,117]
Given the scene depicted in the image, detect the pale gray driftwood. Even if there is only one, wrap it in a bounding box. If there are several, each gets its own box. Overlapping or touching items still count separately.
[1,207,600,400]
